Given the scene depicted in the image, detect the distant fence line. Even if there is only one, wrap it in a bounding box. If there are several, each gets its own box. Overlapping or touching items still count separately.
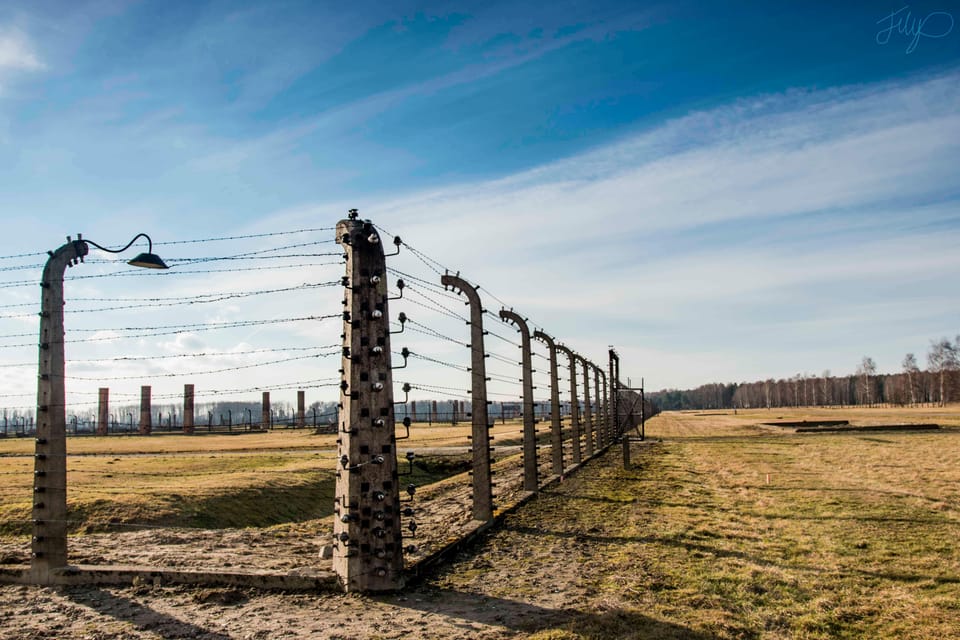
[0,396,588,437]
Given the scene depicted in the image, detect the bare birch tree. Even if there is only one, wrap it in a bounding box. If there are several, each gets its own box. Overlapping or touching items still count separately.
[902,353,919,406]
[928,339,958,406]
[856,357,877,406]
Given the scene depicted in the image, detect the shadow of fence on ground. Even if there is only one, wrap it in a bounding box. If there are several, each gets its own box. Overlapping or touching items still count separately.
[376,587,721,640]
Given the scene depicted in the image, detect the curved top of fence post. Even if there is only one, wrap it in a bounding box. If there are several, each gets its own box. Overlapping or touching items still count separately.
[499,308,530,337]
[440,273,482,307]
[556,343,575,361]
[533,329,555,348]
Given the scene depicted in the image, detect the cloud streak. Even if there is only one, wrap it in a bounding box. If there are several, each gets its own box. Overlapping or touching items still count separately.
[257,68,960,389]
[0,28,44,71]
[368,70,960,248]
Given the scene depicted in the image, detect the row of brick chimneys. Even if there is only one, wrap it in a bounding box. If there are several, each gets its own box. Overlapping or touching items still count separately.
[94,385,307,435]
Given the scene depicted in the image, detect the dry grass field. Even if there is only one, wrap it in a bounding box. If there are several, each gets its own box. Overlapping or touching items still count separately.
[592,408,960,638]
[0,431,341,538]
[0,420,532,537]
[0,406,958,638]
[0,418,529,456]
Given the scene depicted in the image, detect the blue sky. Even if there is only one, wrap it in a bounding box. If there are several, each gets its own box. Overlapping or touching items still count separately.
[1,0,959,410]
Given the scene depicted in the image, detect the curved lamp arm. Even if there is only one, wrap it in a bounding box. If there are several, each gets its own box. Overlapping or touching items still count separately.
[84,232,152,254]
[84,233,168,269]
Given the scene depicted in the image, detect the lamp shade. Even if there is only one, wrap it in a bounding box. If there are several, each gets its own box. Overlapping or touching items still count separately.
[127,252,169,269]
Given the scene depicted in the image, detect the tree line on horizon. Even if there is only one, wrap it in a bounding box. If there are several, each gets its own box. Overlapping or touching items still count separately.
[650,335,960,411]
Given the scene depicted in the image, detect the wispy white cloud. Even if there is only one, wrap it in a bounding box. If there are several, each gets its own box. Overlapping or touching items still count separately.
[0,28,44,72]
[251,68,960,389]
[364,71,960,252]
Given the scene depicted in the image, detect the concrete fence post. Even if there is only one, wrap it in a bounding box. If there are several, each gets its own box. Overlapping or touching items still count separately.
[600,369,609,448]
[32,238,86,581]
[442,272,493,522]
[431,400,437,425]
[333,212,404,592]
[610,349,621,440]
[297,390,306,427]
[640,380,646,441]
[97,388,109,436]
[578,357,594,456]
[534,331,563,476]
[183,384,195,434]
[261,392,270,429]
[557,345,582,465]
[139,386,152,435]
[499,309,537,493]
[593,365,604,448]
[610,349,628,466]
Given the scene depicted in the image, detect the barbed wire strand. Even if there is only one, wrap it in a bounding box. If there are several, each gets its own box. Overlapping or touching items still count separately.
[66,351,340,381]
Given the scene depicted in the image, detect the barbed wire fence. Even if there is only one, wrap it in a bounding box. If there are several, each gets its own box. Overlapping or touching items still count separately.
[0,212,646,592]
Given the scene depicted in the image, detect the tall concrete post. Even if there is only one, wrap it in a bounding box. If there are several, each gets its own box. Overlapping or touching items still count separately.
[593,365,604,448]
[534,331,563,476]
[411,401,417,423]
[640,379,645,441]
[600,369,609,448]
[556,345,582,465]
[183,384,195,434]
[500,310,537,493]
[431,400,437,425]
[97,388,109,436]
[610,349,629,466]
[139,386,152,435]
[32,238,88,581]
[297,390,306,427]
[333,213,404,592]
[609,349,621,440]
[616,363,622,432]
[261,392,271,429]
[578,357,594,456]
[442,273,493,522]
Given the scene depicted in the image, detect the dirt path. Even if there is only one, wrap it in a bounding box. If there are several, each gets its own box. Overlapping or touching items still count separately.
[0,444,686,640]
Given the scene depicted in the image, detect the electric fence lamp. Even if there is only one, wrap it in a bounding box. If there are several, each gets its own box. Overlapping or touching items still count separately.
[80,233,169,269]
[30,231,166,582]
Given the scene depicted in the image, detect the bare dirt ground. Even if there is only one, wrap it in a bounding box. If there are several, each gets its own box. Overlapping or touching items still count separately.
[0,443,650,640]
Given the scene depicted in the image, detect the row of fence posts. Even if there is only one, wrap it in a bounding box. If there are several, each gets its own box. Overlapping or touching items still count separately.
[396,400,576,425]
[1,398,561,438]
[404,398,464,425]
[331,211,643,593]
[0,415,33,436]
[25,212,645,591]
